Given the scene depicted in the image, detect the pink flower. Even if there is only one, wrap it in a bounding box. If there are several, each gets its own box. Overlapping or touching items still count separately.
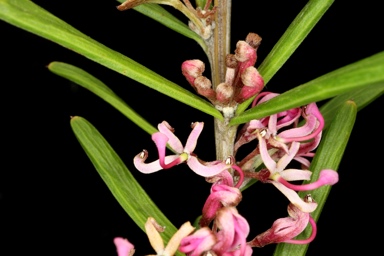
[179,227,217,256]
[134,121,229,177]
[199,184,242,227]
[114,237,135,256]
[247,202,317,247]
[211,207,252,256]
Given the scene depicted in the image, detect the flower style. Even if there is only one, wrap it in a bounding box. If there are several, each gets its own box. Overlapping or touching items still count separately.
[247,202,317,247]
[134,121,229,177]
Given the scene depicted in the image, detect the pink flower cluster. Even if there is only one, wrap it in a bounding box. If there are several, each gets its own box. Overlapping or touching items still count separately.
[114,33,339,256]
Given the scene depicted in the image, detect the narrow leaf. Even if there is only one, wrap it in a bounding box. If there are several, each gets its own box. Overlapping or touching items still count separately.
[123,2,208,52]
[320,82,384,129]
[70,116,182,255]
[0,0,222,120]
[231,51,384,125]
[49,61,157,136]
[273,100,357,256]
[258,0,334,85]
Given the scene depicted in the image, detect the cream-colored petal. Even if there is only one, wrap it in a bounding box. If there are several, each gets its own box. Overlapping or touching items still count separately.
[145,217,165,254]
[164,222,195,256]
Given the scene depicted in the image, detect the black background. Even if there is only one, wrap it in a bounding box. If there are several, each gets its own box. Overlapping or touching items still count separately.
[1,1,383,255]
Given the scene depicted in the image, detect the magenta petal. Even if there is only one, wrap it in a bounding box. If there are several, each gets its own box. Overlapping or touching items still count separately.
[187,156,228,177]
[184,122,204,153]
[114,237,135,256]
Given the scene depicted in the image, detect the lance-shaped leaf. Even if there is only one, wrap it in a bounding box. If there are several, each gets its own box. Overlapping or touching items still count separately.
[320,82,384,129]
[236,0,334,115]
[0,0,222,120]
[231,51,384,125]
[49,61,157,136]
[70,116,183,256]
[273,101,357,256]
[123,2,208,52]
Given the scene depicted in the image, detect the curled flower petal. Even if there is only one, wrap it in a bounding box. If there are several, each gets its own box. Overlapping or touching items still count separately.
[179,227,216,256]
[164,222,195,256]
[184,122,204,153]
[200,185,242,227]
[212,207,251,256]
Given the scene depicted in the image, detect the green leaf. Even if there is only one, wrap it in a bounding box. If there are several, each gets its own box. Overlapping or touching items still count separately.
[0,0,222,120]
[70,116,183,255]
[258,0,334,85]
[49,61,157,136]
[320,82,384,129]
[231,51,384,125]
[125,2,208,52]
[236,0,334,115]
[273,100,357,256]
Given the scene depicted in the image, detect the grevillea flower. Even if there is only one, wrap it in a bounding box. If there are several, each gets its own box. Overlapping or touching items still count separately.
[247,202,317,247]
[134,121,229,177]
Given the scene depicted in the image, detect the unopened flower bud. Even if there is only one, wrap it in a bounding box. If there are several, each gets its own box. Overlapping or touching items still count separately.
[182,59,205,85]
[225,54,238,86]
[235,41,256,63]
[235,41,257,75]
[194,76,216,101]
[235,66,264,103]
[246,33,262,49]
[194,76,212,90]
[215,82,234,104]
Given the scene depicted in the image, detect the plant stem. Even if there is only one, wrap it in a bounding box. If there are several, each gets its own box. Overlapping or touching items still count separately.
[211,0,236,161]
